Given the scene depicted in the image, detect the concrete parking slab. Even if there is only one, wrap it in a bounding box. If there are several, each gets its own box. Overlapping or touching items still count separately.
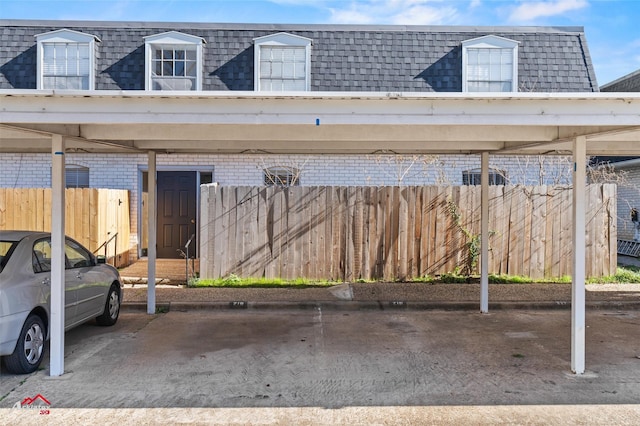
[1,309,640,424]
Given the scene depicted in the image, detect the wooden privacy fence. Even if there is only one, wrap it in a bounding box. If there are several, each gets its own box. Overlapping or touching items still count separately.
[0,188,131,267]
[199,184,616,281]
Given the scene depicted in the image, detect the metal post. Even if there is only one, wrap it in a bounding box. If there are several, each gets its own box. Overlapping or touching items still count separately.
[147,151,157,314]
[50,134,65,376]
[480,152,489,313]
[572,136,587,374]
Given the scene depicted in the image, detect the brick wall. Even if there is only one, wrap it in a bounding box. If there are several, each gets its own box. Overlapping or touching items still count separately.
[615,164,640,240]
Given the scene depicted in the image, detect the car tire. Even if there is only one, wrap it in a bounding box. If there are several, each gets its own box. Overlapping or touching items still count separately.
[2,314,46,374]
[96,284,121,326]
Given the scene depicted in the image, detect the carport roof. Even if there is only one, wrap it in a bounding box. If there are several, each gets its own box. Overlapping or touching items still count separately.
[1,90,639,156]
[2,88,639,378]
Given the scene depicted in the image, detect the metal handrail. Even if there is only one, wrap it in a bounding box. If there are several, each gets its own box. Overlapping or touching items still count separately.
[94,232,118,267]
[185,233,195,283]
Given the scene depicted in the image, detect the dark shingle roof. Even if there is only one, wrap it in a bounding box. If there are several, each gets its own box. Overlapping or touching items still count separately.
[601,69,640,92]
[0,20,599,92]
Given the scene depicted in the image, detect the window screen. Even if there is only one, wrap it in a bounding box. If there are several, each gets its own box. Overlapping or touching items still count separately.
[42,42,90,90]
[66,165,90,188]
[462,169,506,185]
[264,167,300,186]
[259,46,307,91]
[466,48,513,92]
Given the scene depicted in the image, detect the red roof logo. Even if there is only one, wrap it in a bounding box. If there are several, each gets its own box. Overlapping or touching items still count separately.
[21,394,51,406]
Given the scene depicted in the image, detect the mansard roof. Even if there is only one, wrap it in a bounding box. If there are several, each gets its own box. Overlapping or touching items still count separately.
[601,69,640,92]
[0,19,598,92]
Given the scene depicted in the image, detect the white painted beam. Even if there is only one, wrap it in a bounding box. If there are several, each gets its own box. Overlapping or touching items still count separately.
[2,92,639,127]
[147,151,157,315]
[49,134,65,377]
[480,152,489,313]
[79,123,559,142]
[571,136,587,375]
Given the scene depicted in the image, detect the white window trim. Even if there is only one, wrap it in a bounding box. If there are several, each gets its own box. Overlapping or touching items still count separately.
[462,35,519,93]
[143,31,206,91]
[35,29,100,90]
[253,32,312,92]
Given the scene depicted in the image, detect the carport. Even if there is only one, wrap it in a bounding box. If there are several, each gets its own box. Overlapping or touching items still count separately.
[1,90,639,377]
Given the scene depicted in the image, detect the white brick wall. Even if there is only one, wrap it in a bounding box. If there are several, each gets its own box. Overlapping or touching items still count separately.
[0,152,572,255]
[614,164,640,240]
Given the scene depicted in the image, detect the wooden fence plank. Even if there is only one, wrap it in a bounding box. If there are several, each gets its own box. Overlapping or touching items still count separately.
[604,184,617,273]
[507,187,522,276]
[371,187,382,279]
[216,186,230,277]
[380,187,390,280]
[352,187,364,280]
[558,188,572,276]
[266,186,280,278]
[397,186,409,280]
[529,186,546,279]
[411,186,421,278]
[544,186,557,277]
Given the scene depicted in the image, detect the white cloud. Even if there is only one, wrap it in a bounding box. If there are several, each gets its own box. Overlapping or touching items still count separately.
[327,0,460,25]
[508,0,588,22]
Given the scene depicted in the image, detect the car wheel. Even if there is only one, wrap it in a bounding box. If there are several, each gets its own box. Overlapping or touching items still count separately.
[2,314,46,374]
[96,284,120,326]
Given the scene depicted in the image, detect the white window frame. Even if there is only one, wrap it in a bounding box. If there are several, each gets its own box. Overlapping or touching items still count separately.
[254,32,312,92]
[35,29,100,90]
[144,31,206,91]
[462,35,519,93]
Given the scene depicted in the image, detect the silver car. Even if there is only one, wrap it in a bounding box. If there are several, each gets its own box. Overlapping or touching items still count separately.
[0,230,122,374]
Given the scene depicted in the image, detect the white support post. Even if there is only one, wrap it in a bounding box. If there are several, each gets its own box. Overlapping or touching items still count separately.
[572,136,587,374]
[480,152,489,313]
[147,151,157,314]
[50,134,65,376]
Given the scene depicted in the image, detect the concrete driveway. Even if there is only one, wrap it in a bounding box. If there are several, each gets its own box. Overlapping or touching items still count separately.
[1,309,639,424]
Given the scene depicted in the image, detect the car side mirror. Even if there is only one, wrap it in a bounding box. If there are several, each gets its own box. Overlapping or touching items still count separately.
[96,255,107,264]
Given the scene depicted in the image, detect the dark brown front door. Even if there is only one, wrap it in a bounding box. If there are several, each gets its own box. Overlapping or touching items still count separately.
[157,171,197,258]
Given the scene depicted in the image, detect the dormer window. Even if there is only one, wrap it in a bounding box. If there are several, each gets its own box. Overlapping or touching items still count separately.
[36,29,100,90]
[144,31,205,91]
[462,35,519,92]
[254,33,312,91]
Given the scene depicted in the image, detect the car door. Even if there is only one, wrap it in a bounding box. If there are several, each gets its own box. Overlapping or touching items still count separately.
[32,238,77,326]
[65,238,106,324]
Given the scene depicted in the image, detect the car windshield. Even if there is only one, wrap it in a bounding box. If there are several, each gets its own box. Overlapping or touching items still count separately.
[0,240,19,273]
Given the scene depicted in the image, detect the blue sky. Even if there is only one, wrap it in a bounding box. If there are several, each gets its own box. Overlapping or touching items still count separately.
[1,0,639,86]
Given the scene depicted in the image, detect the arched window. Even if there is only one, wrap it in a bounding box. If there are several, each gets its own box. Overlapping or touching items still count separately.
[264,167,300,186]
